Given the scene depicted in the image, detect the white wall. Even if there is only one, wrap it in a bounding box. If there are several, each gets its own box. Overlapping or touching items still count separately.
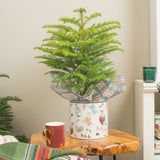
[0,0,149,160]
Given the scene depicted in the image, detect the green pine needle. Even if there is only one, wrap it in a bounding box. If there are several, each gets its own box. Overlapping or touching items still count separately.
[0,74,9,78]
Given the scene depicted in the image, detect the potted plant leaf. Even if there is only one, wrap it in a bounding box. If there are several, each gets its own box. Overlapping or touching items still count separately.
[34,8,125,139]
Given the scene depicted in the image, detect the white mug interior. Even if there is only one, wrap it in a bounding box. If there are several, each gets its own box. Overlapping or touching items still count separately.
[45,122,65,126]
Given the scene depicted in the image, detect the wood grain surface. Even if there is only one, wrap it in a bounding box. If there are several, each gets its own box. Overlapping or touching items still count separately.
[30,129,141,155]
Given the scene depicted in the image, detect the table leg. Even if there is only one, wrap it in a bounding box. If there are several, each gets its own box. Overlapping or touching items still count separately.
[99,155,116,160]
[99,155,103,160]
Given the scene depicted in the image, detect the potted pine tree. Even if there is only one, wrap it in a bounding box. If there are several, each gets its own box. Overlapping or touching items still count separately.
[34,8,124,139]
[0,74,29,142]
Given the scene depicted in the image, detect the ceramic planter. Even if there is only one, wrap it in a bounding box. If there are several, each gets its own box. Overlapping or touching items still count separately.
[69,102,108,139]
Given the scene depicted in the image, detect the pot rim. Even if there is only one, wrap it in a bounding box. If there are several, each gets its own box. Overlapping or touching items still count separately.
[70,100,107,104]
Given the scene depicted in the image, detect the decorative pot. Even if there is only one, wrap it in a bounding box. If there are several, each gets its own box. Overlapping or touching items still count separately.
[69,102,108,139]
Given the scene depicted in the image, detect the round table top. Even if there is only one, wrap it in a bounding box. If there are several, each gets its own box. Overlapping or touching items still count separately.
[30,129,141,156]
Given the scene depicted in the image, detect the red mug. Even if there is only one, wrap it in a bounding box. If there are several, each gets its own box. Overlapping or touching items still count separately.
[43,122,65,148]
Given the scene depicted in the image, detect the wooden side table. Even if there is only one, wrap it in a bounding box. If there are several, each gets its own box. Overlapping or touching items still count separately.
[30,129,140,160]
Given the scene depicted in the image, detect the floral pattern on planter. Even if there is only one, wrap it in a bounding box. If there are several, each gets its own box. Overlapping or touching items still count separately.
[69,102,108,139]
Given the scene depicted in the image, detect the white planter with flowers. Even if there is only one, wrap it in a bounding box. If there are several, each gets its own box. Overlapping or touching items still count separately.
[70,102,108,139]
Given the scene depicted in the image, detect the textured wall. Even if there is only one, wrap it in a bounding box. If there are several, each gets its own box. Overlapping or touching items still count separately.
[0,0,149,159]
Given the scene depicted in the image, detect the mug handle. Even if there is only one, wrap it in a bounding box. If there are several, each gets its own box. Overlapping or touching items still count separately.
[43,129,51,145]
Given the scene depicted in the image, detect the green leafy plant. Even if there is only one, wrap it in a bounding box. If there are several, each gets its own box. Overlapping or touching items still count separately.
[34,8,123,96]
[0,74,29,143]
